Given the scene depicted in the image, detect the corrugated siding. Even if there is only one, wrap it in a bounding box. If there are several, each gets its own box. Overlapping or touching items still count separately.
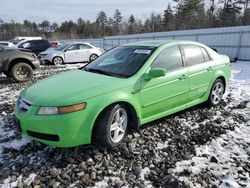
[83,26,250,61]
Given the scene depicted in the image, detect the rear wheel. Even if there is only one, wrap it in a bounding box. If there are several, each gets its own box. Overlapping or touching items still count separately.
[53,56,63,65]
[11,63,33,82]
[89,54,98,62]
[94,104,128,147]
[208,79,225,106]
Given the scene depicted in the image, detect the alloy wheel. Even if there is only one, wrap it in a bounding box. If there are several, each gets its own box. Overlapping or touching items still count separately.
[53,57,63,65]
[90,54,98,62]
[211,81,224,105]
[109,108,128,143]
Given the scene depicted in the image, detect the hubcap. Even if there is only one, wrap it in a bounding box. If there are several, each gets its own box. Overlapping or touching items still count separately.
[211,82,224,105]
[16,66,29,79]
[110,108,127,143]
[54,57,62,65]
[90,55,98,61]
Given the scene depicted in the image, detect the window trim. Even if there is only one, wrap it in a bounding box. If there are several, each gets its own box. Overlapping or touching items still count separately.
[180,44,211,67]
[200,46,212,62]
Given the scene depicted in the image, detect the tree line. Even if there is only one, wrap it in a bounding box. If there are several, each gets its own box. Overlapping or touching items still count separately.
[0,0,249,40]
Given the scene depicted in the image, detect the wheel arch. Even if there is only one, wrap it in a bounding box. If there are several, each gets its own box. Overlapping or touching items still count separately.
[212,70,227,93]
[91,101,140,142]
[8,58,34,72]
[52,56,64,64]
[215,76,226,93]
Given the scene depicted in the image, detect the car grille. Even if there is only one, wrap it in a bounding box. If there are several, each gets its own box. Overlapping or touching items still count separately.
[18,96,32,113]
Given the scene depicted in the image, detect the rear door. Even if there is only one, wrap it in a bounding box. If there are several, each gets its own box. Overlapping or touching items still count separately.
[140,45,189,120]
[64,44,81,63]
[181,44,215,102]
[79,44,93,62]
[30,40,41,55]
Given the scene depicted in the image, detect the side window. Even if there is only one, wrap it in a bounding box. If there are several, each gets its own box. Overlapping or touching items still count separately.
[151,45,183,71]
[79,44,92,49]
[182,44,205,66]
[32,41,39,47]
[67,44,80,51]
[21,42,31,48]
[201,47,210,62]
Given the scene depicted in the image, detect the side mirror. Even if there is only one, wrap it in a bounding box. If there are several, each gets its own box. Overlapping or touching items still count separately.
[144,68,166,80]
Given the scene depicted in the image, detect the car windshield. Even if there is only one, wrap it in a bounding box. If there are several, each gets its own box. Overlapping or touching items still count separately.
[84,46,156,78]
[56,43,70,51]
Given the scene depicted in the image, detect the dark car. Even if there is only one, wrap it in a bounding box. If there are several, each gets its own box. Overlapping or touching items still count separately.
[0,45,40,82]
[17,40,51,55]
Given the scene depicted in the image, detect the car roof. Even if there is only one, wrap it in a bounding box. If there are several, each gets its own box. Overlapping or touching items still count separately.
[122,40,206,47]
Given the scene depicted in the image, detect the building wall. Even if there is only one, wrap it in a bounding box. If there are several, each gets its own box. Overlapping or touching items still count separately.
[83,26,250,61]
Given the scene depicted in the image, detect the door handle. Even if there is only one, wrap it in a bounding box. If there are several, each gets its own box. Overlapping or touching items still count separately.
[179,75,187,80]
[207,66,213,71]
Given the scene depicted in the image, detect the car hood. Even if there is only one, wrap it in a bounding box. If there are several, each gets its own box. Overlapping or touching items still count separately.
[22,69,129,106]
[40,48,57,55]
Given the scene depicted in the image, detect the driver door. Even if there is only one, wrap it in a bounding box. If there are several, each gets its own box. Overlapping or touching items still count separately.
[140,45,189,121]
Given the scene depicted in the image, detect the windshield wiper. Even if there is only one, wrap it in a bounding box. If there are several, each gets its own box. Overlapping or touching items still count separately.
[84,67,113,76]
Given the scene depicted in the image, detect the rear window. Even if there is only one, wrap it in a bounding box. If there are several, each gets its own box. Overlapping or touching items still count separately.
[182,44,205,66]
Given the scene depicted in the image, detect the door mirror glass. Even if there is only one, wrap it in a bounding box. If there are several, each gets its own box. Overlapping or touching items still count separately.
[144,68,166,80]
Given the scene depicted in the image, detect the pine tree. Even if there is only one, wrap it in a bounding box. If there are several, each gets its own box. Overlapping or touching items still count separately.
[113,9,123,34]
[96,11,108,36]
[163,4,175,31]
[128,14,136,34]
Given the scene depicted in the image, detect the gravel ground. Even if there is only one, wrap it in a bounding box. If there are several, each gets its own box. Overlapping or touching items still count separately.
[0,62,249,188]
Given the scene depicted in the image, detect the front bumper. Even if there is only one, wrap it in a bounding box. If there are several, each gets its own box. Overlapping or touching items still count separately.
[31,59,41,69]
[38,56,53,64]
[14,104,94,148]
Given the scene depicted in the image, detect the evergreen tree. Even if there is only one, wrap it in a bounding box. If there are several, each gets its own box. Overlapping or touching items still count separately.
[113,9,123,34]
[128,14,136,34]
[163,4,175,31]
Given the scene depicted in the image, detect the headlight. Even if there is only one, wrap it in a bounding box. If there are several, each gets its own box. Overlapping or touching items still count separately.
[37,103,86,115]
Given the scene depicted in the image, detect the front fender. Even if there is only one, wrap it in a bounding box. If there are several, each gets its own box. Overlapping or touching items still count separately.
[85,87,141,132]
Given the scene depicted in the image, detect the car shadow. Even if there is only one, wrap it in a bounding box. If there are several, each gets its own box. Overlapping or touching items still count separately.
[0,76,14,85]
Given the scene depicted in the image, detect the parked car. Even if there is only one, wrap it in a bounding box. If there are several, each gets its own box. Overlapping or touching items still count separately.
[9,36,42,47]
[0,45,40,82]
[14,39,51,55]
[14,40,231,148]
[38,42,103,65]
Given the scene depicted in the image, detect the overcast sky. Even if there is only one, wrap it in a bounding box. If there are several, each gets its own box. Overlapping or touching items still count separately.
[0,0,172,23]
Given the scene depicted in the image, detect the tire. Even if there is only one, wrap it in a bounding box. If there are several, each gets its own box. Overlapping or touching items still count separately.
[89,54,98,62]
[3,71,11,77]
[10,63,33,82]
[52,56,63,65]
[93,104,128,147]
[208,79,225,106]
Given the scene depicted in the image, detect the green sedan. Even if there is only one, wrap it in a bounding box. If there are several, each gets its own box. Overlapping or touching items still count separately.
[14,40,231,148]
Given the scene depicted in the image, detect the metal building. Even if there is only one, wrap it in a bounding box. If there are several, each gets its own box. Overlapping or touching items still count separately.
[85,25,250,61]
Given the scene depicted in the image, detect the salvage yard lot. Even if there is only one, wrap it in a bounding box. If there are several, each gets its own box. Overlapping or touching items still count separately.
[0,62,249,187]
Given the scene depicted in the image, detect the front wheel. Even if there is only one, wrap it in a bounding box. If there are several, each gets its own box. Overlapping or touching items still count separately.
[52,56,63,65]
[208,79,225,106]
[94,104,128,147]
[11,63,33,82]
[89,54,98,62]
